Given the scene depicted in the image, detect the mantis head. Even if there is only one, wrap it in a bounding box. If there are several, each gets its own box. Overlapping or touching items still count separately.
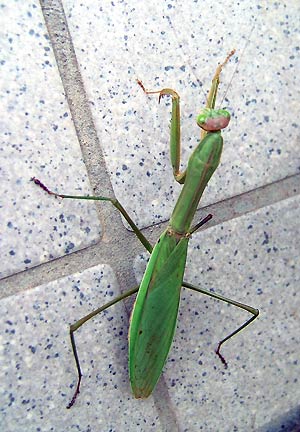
[197,108,230,132]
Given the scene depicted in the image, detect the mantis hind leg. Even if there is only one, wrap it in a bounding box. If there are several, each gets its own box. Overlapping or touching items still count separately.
[182,281,259,367]
[67,285,139,408]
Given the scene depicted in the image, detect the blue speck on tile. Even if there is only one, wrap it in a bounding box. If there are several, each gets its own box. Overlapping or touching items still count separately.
[65,242,75,253]
[262,231,269,245]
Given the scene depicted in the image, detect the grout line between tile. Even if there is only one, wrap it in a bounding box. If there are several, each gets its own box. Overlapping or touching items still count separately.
[2,173,299,298]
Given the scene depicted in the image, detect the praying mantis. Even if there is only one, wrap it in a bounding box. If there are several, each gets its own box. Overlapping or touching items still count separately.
[32,49,259,406]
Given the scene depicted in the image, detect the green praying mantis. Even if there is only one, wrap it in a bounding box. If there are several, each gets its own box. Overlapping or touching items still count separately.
[32,49,259,406]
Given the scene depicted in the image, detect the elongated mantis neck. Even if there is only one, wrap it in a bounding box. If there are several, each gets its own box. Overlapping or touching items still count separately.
[168,130,223,235]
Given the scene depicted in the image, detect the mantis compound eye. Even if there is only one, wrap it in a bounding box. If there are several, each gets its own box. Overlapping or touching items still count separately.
[197,108,230,131]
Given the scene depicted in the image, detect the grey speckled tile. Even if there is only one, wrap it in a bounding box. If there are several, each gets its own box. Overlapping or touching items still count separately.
[155,195,298,431]
[63,0,300,228]
[0,264,160,432]
[0,1,101,278]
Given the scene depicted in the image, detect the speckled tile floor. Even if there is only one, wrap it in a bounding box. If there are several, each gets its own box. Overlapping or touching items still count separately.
[1,1,300,431]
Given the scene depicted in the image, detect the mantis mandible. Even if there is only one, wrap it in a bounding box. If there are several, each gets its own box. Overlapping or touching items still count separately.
[32,50,259,406]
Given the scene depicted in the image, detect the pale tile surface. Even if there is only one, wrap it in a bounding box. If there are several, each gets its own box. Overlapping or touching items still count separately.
[0,1,101,278]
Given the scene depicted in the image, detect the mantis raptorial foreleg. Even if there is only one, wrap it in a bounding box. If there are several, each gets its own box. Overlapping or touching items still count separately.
[137,49,236,185]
